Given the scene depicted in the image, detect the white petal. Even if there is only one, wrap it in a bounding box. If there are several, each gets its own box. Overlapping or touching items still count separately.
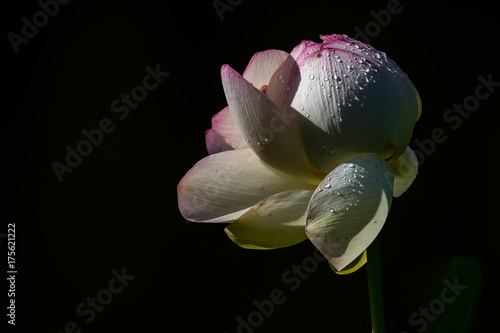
[225,190,313,249]
[266,55,298,110]
[242,49,289,89]
[221,64,321,185]
[306,154,394,271]
[211,107,250,150]
[177,149,315,223]
[389,146,418,197]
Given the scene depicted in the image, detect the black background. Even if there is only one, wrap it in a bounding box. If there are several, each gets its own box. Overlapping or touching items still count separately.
[3,0,499,332]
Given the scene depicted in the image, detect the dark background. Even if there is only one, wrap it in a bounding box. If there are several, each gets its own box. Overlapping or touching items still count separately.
[3,0,499,332]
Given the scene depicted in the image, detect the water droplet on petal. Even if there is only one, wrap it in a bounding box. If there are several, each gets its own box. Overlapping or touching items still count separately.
[309,74,315,80]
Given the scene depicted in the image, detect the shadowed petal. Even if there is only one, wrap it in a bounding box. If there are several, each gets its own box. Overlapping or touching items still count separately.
[389,146,418,197]
[206,129,234,155]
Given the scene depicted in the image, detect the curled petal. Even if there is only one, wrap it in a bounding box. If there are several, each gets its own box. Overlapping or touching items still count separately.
[178,149,314,223]
[306,154,394,271]
[225,190,313,249]
[211,107,250,150]
[221,64,321,184]
[389,146,418,197]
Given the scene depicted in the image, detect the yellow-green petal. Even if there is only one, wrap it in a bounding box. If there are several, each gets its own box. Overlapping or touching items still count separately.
[329,250,367,275]
[224,190,314,249]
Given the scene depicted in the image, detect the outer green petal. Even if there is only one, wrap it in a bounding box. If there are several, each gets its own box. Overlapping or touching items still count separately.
[329,250,367,275]
[225,190,313,249]
[306,154,394,271]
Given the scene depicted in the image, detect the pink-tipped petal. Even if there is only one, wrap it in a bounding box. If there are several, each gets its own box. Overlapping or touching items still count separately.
[283,35,420,173]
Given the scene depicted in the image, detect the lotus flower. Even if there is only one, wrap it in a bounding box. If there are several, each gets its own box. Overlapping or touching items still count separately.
[178,34,421,273]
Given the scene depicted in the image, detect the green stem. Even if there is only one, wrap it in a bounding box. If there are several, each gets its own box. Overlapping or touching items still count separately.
[367,236,385,333]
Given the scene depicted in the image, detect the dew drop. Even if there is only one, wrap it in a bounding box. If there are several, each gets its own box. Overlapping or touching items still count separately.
[309,74,315,80]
